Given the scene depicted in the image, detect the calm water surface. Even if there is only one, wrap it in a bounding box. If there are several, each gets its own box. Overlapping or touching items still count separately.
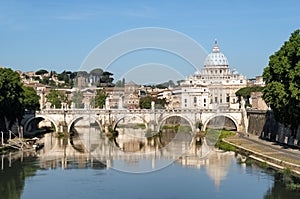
[1,126,300,199]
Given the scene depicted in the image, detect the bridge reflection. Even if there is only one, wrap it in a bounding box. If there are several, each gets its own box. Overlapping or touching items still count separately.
[34,126,231,176]
[1,126,235,188]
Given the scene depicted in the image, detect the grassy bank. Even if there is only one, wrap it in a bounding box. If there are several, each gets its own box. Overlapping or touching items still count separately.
[162,124,191,132]
[117,123,146,129]
[205,129,236,151]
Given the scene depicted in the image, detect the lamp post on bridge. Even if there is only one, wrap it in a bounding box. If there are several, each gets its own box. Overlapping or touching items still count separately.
[62,102,68,134]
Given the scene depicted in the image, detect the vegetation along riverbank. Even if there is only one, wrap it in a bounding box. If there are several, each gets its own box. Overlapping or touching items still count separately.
[220,131,300,190]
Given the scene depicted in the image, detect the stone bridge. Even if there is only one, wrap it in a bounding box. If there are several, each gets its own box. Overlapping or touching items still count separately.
[24,108,246,134]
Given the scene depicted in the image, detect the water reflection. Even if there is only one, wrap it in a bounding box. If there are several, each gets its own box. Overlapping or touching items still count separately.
[179,151,232,188]
[0,153,38,199]
[264,178,300,198]
[70,125,196,173]
[1,126,300,199]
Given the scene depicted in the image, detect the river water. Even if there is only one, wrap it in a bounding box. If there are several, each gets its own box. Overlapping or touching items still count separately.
[1,126,300,199]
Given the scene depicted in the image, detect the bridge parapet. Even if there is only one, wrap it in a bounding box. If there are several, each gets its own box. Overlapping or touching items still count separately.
[37,108,242,115]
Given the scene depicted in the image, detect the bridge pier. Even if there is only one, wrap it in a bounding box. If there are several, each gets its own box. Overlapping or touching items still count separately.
[148,121,158,133]
[59,124,68,134]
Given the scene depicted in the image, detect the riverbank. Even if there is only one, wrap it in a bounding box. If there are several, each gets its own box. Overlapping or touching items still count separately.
[223,133,300,175]
[0,137,43,155]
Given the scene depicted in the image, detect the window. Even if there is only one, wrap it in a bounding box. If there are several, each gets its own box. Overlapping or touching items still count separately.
[240,80,243,83]
[204,98,206,103]
[226,95,230,103]
[214,97,218,103]
[184,98,187,103]
[194,97,197,103]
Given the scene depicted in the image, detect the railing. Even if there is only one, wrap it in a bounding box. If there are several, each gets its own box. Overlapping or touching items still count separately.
[36,108,242,115]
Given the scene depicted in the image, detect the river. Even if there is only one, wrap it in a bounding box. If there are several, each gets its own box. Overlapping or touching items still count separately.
[1,126,300,199]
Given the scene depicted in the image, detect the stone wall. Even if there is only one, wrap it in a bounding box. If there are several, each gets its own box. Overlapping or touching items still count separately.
[247,111,266,136]
[247,110,300,147]
[250,92,268,110]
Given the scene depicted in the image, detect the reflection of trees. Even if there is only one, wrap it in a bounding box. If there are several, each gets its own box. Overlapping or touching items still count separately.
[0,155,38,199]
[264,175,300,199]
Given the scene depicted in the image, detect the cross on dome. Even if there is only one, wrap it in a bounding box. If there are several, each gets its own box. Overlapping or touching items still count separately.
[213,39,220,53]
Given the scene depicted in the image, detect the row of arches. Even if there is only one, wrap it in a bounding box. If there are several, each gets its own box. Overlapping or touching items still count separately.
[24,114,238,135]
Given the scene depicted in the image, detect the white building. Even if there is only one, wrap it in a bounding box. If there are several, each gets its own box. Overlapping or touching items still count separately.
[176,41,247,109]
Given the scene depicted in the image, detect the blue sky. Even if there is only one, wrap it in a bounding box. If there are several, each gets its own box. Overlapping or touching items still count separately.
[0,0,299,83]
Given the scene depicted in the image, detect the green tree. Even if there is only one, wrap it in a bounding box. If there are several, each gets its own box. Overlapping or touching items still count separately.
[155,80,176,89]
[32,76,40,81]
[115,78,125,87]
[71,90,83,108]
[236,86,264,106]
[139,96,166,109]
[236,86,264,99]
[0,68,24,132]
[23,86,40,111]
[90,68,103,76]
[155,98,167,109]
[39,76,56,86]
[94,89,107,108]
[262,29,300,138]
[57,71,70,83]
[89,96,96,108]
[46,89,69,109]
[139,96,152,109]
[77,71,89,77]
[35,69,48,75]
[99,71,114,87]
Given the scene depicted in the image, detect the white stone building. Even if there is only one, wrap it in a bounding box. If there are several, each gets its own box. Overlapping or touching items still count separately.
[175,41,247,109]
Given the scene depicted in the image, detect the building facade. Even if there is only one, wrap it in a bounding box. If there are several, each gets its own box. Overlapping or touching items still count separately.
[123,81,140,109]
[176,41,248,109]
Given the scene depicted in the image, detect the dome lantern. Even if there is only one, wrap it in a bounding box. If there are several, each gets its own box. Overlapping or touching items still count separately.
[213,39,220,53]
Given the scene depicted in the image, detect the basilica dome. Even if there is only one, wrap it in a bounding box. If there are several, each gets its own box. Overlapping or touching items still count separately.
[204,41,229,67]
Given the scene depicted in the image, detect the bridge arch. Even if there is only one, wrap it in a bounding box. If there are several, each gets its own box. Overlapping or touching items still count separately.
[24,115,58,133]
[68,115,102,133]
[112,115,148,130]
[157,114,195,133]
[202,113,238,131]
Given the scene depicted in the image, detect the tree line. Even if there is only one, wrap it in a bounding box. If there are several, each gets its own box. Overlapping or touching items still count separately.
[236,29,300,139]
[24,68,115,88]
[0,68,40,135]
